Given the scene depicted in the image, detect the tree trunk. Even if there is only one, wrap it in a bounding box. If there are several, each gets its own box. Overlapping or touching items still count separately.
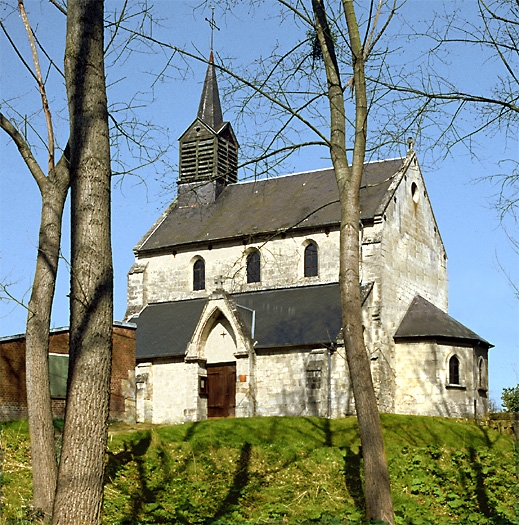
[52,0,113,523]
[0,111,70,518]
[313,0,394,522]
[26,170,69,517]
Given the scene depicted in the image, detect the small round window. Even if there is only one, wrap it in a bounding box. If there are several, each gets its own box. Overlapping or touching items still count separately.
[411,182,420,203]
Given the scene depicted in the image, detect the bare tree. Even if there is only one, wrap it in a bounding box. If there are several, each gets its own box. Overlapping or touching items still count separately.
[50,0,112,522]
[311,1,394,521]
[1,0,171,518]
[373,0,519,219]
[0,0,70,515]
[367,0,519,299]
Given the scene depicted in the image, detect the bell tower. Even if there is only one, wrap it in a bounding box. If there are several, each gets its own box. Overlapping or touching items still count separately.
[178,52,239,202]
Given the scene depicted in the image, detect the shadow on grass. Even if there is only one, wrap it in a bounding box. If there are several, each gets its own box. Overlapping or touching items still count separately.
[105,431,152,483]
[105,431,160,521]
[213,441,252,519]
[342,446,364,513]
[466,446,510,522]
[182,420,200,443]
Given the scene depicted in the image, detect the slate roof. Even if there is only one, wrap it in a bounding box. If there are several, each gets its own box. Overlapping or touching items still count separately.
[232,284,343,349]
[135,299,206,359]
[394,295,492,347]
[134,282,380,359]
[135,283,344,359]
[138,157,406,253]
[135,289,491,360]
[197,51,224,130]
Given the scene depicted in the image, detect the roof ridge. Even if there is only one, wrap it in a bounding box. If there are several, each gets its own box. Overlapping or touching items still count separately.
[234,167,334,186]
[233,157,405,186]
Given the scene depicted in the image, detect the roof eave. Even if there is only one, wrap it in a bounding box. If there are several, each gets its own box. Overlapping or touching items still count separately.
[394,334,493,349]
[136,221,342,256]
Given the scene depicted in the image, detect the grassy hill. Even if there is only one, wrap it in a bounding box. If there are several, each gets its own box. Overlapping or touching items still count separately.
[1,415,516,524]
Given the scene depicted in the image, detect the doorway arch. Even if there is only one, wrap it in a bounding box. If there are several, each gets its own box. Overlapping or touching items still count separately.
[201,311,237,418]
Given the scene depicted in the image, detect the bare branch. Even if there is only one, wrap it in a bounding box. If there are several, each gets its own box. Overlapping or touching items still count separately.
[18,0,55,171]
[277,0,314,26]
[369,77,519,113]
[480,0,519,27]
[0,112,46,190]
[104,0,129,54]
[30,23,65,79]
[48,0,67,16]
[0,282,33,316]
[118,25,330,144]
[0,19,39,83]
[363,0,397,59]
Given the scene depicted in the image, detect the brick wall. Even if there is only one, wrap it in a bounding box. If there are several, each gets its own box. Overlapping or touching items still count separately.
[0,324,135,422]
[110,325,136,421]
[0,337,27,420]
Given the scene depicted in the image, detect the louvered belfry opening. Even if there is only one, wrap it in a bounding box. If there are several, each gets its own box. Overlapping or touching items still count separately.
[217,132,238,183]
[179,125,238,184]
[178,52,238,188]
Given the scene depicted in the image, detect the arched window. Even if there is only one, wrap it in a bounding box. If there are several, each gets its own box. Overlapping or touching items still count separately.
[304,242,318,277]
[449,355,460,385]
[193,259,205,290]
[246,250,260,283]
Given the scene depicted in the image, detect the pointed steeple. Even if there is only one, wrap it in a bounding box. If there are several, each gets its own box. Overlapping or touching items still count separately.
[197,52,224,130]
[177,51,239,201]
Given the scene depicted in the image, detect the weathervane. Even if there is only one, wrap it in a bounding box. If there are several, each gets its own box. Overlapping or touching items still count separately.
[205,6,220,52]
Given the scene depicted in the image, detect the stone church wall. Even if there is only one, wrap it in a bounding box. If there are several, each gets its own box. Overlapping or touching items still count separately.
[378,161,448,334]
[254,348,323,417]
[128,157,486,423]
[359,160,449,414]
[251,346,354,419]
[136,355,254,425]
[127,229,342,317]
[394,340,489,418]
[136,344,359,424]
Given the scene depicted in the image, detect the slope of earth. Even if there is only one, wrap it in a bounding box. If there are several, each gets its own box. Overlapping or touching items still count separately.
[0,414,516,524]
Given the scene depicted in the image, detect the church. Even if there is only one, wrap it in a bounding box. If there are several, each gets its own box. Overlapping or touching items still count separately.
[126,54,491,424]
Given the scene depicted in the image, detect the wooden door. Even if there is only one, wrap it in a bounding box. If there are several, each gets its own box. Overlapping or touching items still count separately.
[207,364,236,418]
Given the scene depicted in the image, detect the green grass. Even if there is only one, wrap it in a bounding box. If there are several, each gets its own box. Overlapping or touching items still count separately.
[1,415,517,524]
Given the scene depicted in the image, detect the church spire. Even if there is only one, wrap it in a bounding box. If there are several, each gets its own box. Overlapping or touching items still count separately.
[177,43,239,196]
[197,52,224,130]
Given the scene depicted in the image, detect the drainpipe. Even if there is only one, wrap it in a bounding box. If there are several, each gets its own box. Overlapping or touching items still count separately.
[237,304,256,417]
[238,305,255,340]
[473,341,480,421]
[359,220,364,283]
[327,344,333,419]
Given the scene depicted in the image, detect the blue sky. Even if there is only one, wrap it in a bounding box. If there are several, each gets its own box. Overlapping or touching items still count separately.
[0,1,517,406]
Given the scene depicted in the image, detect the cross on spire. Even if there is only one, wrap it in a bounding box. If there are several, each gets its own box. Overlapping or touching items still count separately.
[205,6,220,53]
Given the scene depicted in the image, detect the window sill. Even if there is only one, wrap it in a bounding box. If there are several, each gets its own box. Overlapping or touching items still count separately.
[445,383,466,390]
